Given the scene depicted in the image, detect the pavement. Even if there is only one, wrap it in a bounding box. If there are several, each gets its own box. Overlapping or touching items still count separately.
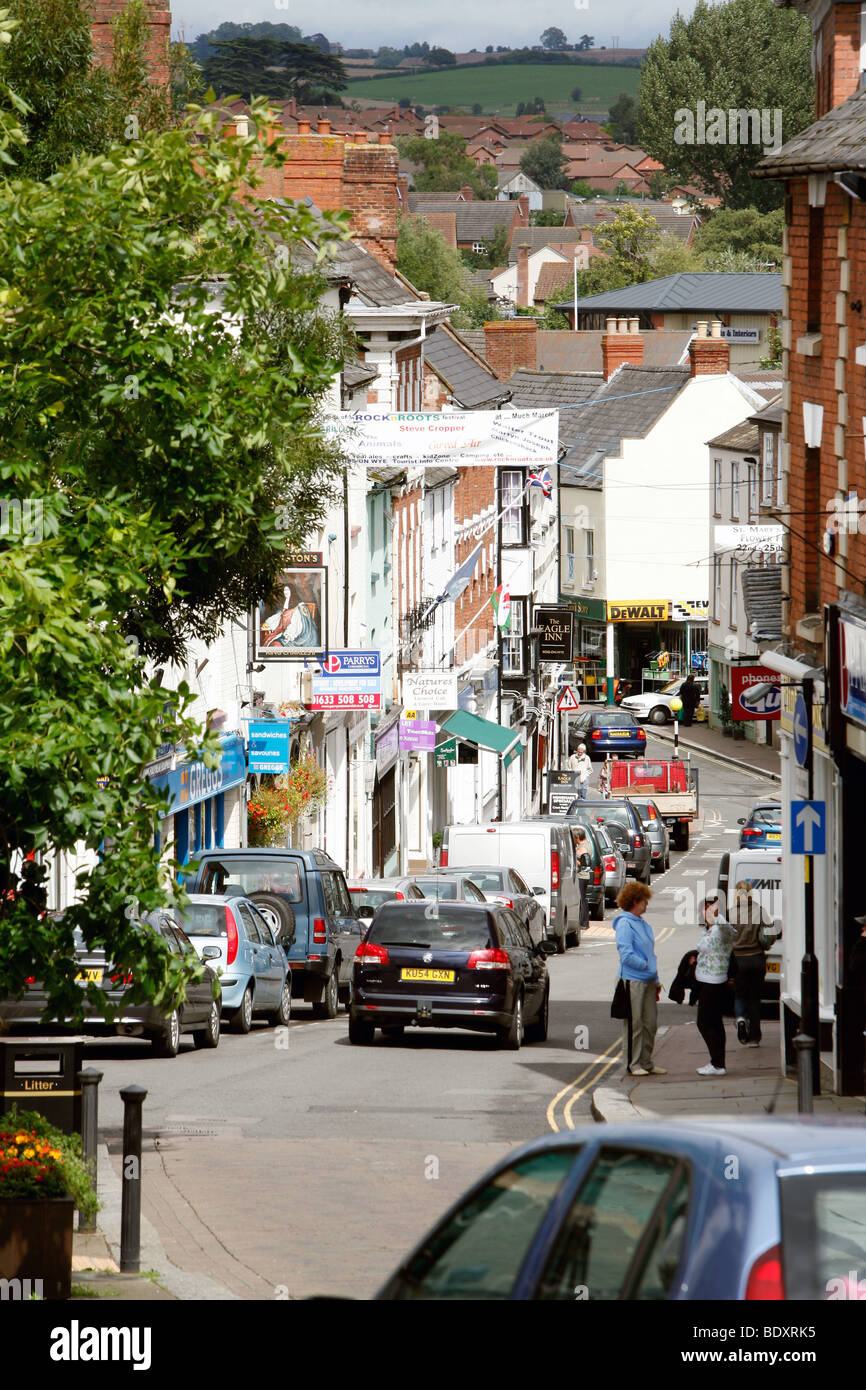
[651,719,781,781]
[592,1016,864,1122]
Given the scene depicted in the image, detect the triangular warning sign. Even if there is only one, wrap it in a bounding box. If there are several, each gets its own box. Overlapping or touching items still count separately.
[557,685,580,712]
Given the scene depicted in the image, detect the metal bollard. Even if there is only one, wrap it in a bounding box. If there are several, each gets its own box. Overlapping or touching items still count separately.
[119,1084,147,1273]
[77,1068,103,1232]
[793,1033,814,1115]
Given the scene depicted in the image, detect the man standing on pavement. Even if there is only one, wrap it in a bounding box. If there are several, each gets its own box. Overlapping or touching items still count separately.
[568,742,593,799]
[613,882,667,1076]
[680,674,700,727]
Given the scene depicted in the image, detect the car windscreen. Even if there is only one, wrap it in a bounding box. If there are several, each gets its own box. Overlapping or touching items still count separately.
[415,879,458,899]
[178,903,229,937]
[368,909,494,949]
[780,1171,866,1299]
[591,713,640,728]
[199,858,303,902]
[351,889,396,909]
[463,871,507,892]
[752,807,782,824]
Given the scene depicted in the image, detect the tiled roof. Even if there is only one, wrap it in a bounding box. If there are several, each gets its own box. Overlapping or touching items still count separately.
[534,262,575,302]
[706,419,760,451]
[409,200,519,243]
[555,365,691,479]
[425,212,458,249]
[757,86,866,176]
[424,325,511,408]
[507,369,605,483]
[742,566,784,641]
[567,272,782,313]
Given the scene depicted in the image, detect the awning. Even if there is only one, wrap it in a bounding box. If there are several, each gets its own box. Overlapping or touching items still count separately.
[440,711,522,758]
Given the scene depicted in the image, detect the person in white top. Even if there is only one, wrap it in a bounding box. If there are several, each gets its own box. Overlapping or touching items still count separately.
[694,896,737,1076]
[567,743,593,798]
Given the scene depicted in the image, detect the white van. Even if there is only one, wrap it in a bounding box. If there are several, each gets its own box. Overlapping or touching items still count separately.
[717,847,783,998]
[440,821,582,953]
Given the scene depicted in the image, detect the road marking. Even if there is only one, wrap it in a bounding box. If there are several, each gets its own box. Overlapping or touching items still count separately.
[562,1050,623,1128]
[546,1038,622,1133]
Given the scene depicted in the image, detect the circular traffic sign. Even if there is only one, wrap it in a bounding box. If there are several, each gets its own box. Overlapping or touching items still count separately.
[793,690,811,768]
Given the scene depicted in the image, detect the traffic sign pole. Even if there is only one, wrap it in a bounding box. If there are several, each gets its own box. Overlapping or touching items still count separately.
[800,676,820,1098]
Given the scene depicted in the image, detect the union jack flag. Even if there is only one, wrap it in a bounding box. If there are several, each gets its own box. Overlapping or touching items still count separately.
[527,468,553,499]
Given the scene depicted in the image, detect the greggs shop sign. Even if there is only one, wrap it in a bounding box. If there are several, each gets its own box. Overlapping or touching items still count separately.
[607,602,670,622]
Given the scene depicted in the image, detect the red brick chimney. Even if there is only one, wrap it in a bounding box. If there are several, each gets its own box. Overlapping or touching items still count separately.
[515,194,530,225]
[484,320,538,380]
[459,186,475,201]
[91,0,170,86]
[688,320,730,377]
[516,243,531,308]
[812,0,864,116]
[601,316,644,380]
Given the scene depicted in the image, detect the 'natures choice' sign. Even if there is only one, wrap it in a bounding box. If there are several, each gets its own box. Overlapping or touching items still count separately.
[323,411,559,469]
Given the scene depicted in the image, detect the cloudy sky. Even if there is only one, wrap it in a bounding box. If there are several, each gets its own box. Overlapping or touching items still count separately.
[171,0,701,49]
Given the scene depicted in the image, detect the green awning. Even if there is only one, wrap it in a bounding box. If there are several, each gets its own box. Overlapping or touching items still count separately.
[503,741,523,769]
[440,711,522,758]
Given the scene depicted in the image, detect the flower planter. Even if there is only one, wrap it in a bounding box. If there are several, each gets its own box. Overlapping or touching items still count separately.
[0,1195,74,1300]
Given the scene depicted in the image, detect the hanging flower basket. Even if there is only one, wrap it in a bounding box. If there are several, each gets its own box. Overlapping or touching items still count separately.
[248,757,329,847]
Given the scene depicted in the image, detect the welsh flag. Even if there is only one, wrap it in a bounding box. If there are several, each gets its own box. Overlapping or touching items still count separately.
[491,584,511,631]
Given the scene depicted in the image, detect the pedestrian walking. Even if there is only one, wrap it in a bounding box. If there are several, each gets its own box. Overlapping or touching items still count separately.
[680,674,700,727]
[573,826,591,932]
[613,882,667,1076]
[598,753,617,798]
[695,895,736,1075]
[731,880,775,1047]
[568,742,593,799]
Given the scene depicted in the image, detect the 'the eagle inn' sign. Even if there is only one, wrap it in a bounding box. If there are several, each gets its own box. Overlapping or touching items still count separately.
[607,602,670,622]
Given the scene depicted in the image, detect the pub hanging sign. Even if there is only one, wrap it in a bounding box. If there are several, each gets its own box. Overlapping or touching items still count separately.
[535,606,574,663]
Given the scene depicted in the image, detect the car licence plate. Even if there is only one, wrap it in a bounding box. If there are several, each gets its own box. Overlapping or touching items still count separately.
[401,968,454,983]
[609,730,632,737]
[75,968,103,985]
[766,832,781,841]
[766,961,781,974]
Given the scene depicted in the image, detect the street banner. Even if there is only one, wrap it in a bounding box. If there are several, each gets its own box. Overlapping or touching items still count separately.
[714,524,784,555]
[402,671,459,710]
[399,719,436,752]
[322,410,559,469]
[730,665,782,721]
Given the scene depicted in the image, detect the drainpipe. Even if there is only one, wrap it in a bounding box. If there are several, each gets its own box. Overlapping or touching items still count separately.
[344,468,351,872]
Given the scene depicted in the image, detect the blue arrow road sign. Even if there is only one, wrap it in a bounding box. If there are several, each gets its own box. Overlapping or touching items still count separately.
[791,800,826,855]
[793,691,811,768]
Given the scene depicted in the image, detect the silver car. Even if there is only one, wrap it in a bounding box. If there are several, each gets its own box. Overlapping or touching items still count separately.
[630,798,671,873]
[592,821,627,905]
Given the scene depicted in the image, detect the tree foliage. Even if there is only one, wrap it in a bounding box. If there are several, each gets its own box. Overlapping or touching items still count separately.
[575,206,663,296]
[693,205,784,266]
[638,0,813,209]
[397,214,492,328]
[607,92,639,144]
[203,37,347,103]
[520,134,569,190]
[540,27,569,51]
[397,130,496,199]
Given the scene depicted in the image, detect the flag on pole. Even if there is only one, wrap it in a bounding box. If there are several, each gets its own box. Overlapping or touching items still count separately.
[491,584,511,630]
[441,541,483,602]
[528,468,553,499]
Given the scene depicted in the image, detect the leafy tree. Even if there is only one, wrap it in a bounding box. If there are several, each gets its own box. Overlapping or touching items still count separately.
[461,223,509,270]
[576,35,594,51]
[570,86,583,103]
[572,179,593,198]
[573,205,663,296]
[373,46,403,69]
[650,233,702,278]
[760,321,782,368]
[397,214,491,328]
[693,205,784,266]
[639,0,813,209]
[429,47,457,67]
[533,209,566,227]
[192,21,303,64]
[396,130,497,199]
[398,96,412,108]
[203,37,347,103]
[540,27,569,51]
[607,92,640,144]
[520,134,569,190]
[535,283,575,329]
[0,97,348,1017]
[472,103,483,116]
[485,45,494,54]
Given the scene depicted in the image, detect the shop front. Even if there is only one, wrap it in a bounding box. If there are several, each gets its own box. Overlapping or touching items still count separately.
[605,600,709,696]
[147,732,247,864]
[564,597,607,701]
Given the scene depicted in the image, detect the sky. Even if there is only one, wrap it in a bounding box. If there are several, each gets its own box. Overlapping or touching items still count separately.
[171,0,702,50]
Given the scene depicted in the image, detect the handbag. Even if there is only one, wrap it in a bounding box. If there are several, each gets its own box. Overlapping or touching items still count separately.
[611,977,630,1020]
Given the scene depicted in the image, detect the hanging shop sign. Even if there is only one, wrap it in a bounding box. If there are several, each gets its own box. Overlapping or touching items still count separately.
[730,665,782,722]
[607,602,670,622]
[374,721,400,776]
[434,738,458,767]
[535,606,574,663]
[401,671,459,710]
[838,612,866,729]
[399,719,436,752]
[254,563,327,661]
[248,723,292,775]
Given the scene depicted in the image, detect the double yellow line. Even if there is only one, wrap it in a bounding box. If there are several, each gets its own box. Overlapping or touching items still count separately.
[546,1038,623,1133]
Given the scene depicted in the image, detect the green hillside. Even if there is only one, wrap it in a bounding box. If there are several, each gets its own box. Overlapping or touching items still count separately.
[346,62,640,116]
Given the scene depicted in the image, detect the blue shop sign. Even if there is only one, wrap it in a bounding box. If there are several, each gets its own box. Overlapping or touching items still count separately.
[840,615,866,729]
[147,733,247,815]
[248,722,292,774]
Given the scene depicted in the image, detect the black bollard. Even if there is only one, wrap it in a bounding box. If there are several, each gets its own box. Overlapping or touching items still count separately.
[120,1084,147,1273]
[78,1068,103,1232]
[793,1033,814,1115]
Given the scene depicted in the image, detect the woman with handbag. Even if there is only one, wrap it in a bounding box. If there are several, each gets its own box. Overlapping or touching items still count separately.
[695,895,737,1076]
[612,882,666,1076]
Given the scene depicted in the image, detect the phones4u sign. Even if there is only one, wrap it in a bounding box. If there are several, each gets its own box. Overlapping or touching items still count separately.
[535,607,574,663]
[730,665,782,721]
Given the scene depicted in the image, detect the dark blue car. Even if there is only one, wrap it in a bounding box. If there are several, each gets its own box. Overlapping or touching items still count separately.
[570,709,647,761]
[375,1119,866,1300]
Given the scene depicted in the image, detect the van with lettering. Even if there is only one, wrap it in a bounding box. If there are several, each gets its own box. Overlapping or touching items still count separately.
[717,848,783,999]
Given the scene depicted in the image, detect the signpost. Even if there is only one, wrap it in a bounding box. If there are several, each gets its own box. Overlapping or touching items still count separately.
[791,800,826,855]
[557,683,580,765]
[798,676,820,1097]
[311,648,382,710]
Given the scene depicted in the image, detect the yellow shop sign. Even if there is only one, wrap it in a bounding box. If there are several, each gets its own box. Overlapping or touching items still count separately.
[607,602,670,622]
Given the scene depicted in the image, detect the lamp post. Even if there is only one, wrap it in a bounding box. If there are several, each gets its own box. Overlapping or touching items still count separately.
[670,697,683,759]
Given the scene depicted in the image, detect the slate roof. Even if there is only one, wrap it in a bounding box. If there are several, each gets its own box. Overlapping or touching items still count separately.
[741,566,784,641]
[280,202,415,308]
[507,369,605,483]
[566,204,699,243]
[552,365,692,483]
[564,272,782,314]
[757,86,866,177]
[410,201,519,242]
[750,397,783,426]
[424,326,511,408]
[342,360,379,388]
[706,419,760,451]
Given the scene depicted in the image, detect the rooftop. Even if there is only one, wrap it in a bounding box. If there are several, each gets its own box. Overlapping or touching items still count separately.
[424,326,511,409]
[566,272,783,314]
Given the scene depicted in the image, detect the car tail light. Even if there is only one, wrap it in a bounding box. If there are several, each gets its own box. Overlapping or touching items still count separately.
[634,834,643,848]
[551,851,560,889]
[637,728,646,740]
[493,896,514,908]
[355,941,389,966]
[467,948,511,970]
[591,729,603,739]
[439,849,448,866]
[25,976,35,985]
[225,906,239,965]
[604,856,616,872]
[593,865,602,885]
[313,917,327,943]
[647,805,657,819]
[395,891,404,900]
[745,1244,784,1300]
[742,825,762,838]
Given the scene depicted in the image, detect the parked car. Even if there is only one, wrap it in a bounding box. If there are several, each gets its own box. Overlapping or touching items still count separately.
[178,894,292,1033]
[433,866,547,945]
[567,797,653,885]
[532,816,606,923]
[629,798,671,873]
[593,819,627,905]
[738,799,782,849]
[349,901,556,1049]
[374,1119,866,1300]
[440,820,582,954]
[347,878,425,921]
[718,847,783,1001]
[413,873,490,905]
[621,676,709,726]
[0,911,221,1057]
[568,709,647,760]
[186,848,360,1017]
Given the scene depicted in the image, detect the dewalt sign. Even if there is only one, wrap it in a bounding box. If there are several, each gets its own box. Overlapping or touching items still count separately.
[607,602,670,622]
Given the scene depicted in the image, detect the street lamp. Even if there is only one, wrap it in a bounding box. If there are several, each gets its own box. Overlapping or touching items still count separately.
[669,697,683,759]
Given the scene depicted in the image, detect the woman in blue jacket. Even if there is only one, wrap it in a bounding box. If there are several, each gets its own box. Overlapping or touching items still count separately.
[613,881,667,1076]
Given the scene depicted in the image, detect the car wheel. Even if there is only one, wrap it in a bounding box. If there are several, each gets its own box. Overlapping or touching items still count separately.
[312,968,339,1019]
[152,1009,180,1058]
[248,893,295,947]
[496,993,523,1050]
[193,999,220,1050]
[554,925,567,954]
[348,1012,375,1045]
[525,985,549,1043]
[230,984,254,1034]
[265,979,292,1028]
[650,706,669,725]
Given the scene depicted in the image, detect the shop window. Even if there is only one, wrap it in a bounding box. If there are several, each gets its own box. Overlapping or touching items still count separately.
[729,557,738,620]
[713,554,722,616]
[583,529,595,588]
[564,526,575,584]
[761,433,775,506]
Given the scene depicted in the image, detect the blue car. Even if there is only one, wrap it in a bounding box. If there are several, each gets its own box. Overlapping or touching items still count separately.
[180,894,292,1034]
[375,1119,866,1300]
[569,709,647,761]
[738,799,782,849]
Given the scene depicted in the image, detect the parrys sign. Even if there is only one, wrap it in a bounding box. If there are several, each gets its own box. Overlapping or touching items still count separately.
[839,614,866,728]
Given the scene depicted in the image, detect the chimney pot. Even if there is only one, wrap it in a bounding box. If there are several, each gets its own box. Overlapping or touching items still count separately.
[602,316,644,379]
[483,319,538,379]
[617,317,629,334]
[317,119,331,135]
[605,316,618,334]
[711,320,722,338]
[297,118,311,135]
[696,319,708,339]
[628,317,639,334]
[378,131,392,146]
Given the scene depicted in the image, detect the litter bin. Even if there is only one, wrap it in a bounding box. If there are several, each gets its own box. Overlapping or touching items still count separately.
[0,1036,85,1135]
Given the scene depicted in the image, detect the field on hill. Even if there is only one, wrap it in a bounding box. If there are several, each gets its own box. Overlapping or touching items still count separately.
[345,63,640,116]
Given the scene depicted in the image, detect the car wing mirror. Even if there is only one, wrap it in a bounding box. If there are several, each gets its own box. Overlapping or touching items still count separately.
[201,945,221,961]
